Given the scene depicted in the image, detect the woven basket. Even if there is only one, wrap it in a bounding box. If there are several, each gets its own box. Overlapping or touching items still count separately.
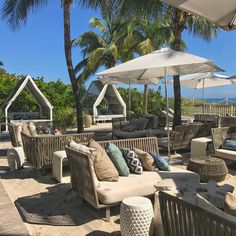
[187,156,228,183]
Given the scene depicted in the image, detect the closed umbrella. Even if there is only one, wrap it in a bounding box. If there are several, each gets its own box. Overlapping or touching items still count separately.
[160,0,236,30]
[177,72,232,113]
[96,47,224,159]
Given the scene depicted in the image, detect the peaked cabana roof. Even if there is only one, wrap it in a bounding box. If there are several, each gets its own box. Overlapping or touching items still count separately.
[1,75,53,123]
[82,80,126,123]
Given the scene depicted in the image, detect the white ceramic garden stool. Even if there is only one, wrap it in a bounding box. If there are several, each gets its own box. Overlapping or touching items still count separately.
[52,150,67,183]
[120,196,154,236]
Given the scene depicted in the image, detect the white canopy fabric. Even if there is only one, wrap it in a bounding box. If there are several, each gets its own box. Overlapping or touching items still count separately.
[160,0,236,30]
[100,77,160,85]
[179,73,231,89]
[97,48,223,80]
[96,47,224,159]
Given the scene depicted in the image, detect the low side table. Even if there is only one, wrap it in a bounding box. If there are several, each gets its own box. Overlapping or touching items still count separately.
[120,196,153,236]
[187,156,228,183]
[191,137,212,157]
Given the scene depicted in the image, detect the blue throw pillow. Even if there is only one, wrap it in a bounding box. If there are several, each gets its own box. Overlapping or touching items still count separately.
[105,143,130,176]
[222,139,236,151]
[120,148,143,174]
[149,152,169,171]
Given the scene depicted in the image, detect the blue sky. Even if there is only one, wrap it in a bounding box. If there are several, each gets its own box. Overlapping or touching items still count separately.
[1,1,236,99]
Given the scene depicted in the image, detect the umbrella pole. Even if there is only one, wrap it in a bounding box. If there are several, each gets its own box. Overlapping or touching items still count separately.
[164,76,171,161]
[202,78,205,114]
[128,81,131,121]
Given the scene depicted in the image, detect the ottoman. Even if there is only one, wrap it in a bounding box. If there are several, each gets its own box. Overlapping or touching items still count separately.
[120,196,153,236]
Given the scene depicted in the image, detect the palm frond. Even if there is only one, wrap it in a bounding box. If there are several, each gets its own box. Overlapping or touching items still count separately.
[0,60,3,66]
[1,0,48,30]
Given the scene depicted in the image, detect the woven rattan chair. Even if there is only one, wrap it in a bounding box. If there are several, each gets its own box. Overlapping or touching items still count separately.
[65,137,160,222]
[159,191,236,236]
[21,132,95,169]
[7,123,21,147]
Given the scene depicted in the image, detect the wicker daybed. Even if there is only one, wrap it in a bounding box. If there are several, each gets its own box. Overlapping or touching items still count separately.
[65,137,200,221]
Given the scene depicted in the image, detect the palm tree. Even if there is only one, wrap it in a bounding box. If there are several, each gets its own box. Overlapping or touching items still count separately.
[125,17,173,113]
[83,0,218,127]
[1,0,93,132]
[0,61,3,67]
[72,16,130,82]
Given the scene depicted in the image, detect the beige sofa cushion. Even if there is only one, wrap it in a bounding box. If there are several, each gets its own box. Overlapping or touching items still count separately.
[215,149,236,161]
[97,166,200,204]
[89,139,119,182]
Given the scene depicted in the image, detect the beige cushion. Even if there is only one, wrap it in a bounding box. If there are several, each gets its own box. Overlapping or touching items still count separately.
[28,122,37,137]
[196,194,236,223]
[69,140,94,154]
[22,122,30,136]
[88,139,119,182]
[15,124,23,146]
[225,192,236,216]
[215,149,236,161]
[97,166,199,204]
[134,148,157,171]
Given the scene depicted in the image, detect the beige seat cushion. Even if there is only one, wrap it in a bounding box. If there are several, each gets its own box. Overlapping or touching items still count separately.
[225,192,236,216]
[88,139,119,182]
[97,166,200,204]
[215,149,236,161]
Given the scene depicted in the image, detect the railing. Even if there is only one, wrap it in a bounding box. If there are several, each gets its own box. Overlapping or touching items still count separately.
[182,104,236,116]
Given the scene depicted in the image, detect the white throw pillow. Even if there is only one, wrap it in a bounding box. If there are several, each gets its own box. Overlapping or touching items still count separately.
[69,140,95,154]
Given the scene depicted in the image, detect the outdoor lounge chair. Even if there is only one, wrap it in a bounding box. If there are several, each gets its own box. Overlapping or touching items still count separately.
[211,127,236,161]
[158,123,213,152]
[159,191,236,236]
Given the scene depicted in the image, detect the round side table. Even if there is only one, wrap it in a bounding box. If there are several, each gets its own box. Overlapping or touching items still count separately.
[120,196,153,236]
[187,156,228,182]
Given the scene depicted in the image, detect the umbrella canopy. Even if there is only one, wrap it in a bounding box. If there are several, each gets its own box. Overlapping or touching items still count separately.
[96,48,223,80]
[179,72,231,89]
[96,47,224,159]
[100,77,160,85]
[160,0,236,31]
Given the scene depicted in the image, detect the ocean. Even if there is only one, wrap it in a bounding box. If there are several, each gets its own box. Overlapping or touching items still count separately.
[196,98,236,105]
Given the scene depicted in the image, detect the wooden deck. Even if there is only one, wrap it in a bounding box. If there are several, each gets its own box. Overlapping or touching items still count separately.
[0,181,30,236]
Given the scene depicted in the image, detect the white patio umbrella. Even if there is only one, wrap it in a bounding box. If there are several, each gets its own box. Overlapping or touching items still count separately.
[96,47,224,159]
[177,72,231,113]
[160,0,236,30]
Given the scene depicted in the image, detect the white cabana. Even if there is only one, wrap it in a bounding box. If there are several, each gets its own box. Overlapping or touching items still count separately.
[82,80,126,124]
[96,47,224,159]
[160,0,236,30]
[1,75,53,126]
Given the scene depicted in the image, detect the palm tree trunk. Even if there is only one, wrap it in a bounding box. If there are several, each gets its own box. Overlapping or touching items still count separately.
[143,84,148,114]
[63,0,84,132]
[171,10,188,128]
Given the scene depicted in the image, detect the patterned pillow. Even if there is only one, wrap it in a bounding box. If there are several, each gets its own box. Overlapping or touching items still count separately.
[105,143,130,176]
[120,124,137,132]
[120,148,143,174]
[149,152,170,171]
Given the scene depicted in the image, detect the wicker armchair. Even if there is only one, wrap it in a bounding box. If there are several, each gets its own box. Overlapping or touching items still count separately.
[158,123,213,151]
[21,132,95,169]
[211,127,236,160]
[159,191,236,236]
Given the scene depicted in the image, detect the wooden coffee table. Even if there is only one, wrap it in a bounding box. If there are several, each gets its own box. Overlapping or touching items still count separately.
[187,156,228,183]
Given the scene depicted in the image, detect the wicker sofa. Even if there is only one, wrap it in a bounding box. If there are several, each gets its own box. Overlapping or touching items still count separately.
[211,127,236,160]
[158,123,213,152]
[7,123,95,169]
[65,137,200,221]
[112,117,165,139]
